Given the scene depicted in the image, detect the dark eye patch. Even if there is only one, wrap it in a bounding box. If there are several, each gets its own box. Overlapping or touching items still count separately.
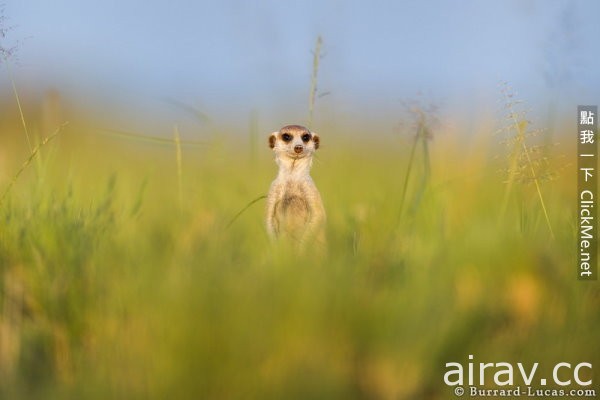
[281,133,292,142]
[301,133,311,142]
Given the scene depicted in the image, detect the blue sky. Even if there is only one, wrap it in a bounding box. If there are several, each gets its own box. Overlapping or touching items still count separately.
[1,0,599,130]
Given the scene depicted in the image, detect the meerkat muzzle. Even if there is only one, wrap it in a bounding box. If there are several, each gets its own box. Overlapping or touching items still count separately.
[294,145,303,154]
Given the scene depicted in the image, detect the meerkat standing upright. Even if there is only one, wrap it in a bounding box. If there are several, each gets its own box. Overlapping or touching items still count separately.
[266,124,326,248]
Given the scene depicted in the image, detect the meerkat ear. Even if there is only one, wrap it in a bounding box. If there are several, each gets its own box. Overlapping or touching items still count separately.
[268,132,278,149]
[312,133,320,150]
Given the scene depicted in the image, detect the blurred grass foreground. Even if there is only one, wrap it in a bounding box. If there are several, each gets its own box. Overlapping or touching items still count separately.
[0,91,598,400]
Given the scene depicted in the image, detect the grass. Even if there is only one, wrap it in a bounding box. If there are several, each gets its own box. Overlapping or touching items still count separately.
[173,125,183,212]
[6,61,31,152]
[0,123,67,207]
[0,22,595,396]
[0,107,597,399]
[397,107,432,222]
[498,83,555,238]
[308,35,323,130]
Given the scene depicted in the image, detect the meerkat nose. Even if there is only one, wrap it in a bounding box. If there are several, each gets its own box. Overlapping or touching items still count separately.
[294,145,303,154]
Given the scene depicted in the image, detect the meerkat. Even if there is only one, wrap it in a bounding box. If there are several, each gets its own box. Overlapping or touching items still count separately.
[266,124,326,248]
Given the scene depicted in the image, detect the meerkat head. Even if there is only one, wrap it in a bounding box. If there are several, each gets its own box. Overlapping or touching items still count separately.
[268,125,320,160]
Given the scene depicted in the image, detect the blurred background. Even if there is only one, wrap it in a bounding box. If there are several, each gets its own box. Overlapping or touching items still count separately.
[1,1,599,399]
[1,0,599,134]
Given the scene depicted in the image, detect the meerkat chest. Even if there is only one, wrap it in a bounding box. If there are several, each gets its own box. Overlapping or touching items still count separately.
[276,179,312,212]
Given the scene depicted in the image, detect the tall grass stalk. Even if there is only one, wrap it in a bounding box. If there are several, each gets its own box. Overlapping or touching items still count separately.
[398,123,422,218]
[226,195,267,229]
[0,122,67,208]
[308,35,322,130]
[5,63,32,152]
[412,118,431,213]
[499,88,554,239]
[97,128,208,146]
[1,8,31,152]
[174,125,183,211]
[398,110,431,220]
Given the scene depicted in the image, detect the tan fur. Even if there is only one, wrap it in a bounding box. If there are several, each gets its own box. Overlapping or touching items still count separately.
[266,125,326,249]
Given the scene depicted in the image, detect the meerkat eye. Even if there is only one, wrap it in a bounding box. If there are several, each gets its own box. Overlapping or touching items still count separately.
[281,133,292,142]
[301,133,311,142]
